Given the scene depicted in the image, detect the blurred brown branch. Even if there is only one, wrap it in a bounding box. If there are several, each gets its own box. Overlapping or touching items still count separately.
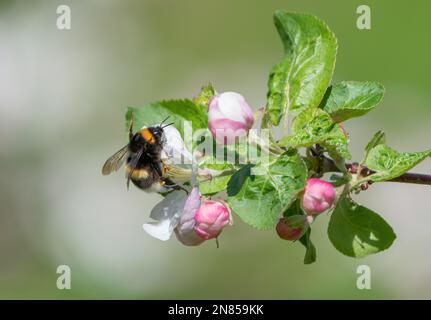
[323,157,431,186]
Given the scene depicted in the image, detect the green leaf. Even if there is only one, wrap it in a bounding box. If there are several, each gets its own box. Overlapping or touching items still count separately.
[198,153,233,171]
[278,108,351,159]
[265,11,337,126]
[198,148,236,195]
[365,130,386,156]
[362,130,385,164]
[227,150,307,230]
[299,229,317,264]
[328,173,349,187]
[196,129,262,169]
[126,99,208,139]
[193,83,216,111]
[227,164,254,197]
[284,200,317,264]
[199,175,232,196]
[365,144,431,182]
[328,196,396,258]
[320,81,385,122]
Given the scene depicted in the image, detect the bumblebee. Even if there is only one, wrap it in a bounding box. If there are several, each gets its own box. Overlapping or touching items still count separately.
[102,115,184,193]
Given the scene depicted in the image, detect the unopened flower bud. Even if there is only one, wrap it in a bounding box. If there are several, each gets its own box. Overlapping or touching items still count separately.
[194,200,231,240]
[207,92,254,145]
[302,178,336,215]
[276,215,313,241]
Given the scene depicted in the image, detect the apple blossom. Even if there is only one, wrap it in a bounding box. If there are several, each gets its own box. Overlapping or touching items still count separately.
[174,187,205,246]
[142,191,187,241]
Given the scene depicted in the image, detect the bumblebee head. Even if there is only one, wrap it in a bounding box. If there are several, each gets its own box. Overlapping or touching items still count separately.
[146,118,173,145]
[151,126,165,142]
[132,118,173,148]
[136,126,165,146]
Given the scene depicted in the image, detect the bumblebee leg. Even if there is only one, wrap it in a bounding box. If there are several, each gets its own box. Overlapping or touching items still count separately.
[164,177,188,194]
[172,184,189,194]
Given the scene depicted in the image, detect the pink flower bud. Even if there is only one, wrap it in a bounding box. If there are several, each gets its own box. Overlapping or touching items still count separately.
[208,92,254,145]
[174,187,205,246]
[194,200,231,240]
[276,215,313,241]
[301,178,336,215]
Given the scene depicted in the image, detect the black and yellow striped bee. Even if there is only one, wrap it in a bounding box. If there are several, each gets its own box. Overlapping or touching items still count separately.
[102,115,184,193]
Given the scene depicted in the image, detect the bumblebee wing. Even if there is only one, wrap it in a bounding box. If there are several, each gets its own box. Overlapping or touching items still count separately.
[102,145,129,175]
[126,148,144,189]
[150,159,163,178]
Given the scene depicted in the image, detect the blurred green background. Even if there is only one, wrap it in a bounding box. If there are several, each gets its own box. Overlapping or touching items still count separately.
[0,0,430,299]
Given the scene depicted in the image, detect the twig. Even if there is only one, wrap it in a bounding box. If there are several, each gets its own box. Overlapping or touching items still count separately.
[322,157,431,186]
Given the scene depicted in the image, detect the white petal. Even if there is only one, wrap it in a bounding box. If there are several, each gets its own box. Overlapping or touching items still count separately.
[144,191,189,241]
[217,92,247,123]
[150,191,187,227]
[162,126,193,165]
[142,219,172,241]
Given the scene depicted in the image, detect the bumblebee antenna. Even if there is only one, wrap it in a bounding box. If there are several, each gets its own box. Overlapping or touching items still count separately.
[160,116,170,127]
[162,122,174,129]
